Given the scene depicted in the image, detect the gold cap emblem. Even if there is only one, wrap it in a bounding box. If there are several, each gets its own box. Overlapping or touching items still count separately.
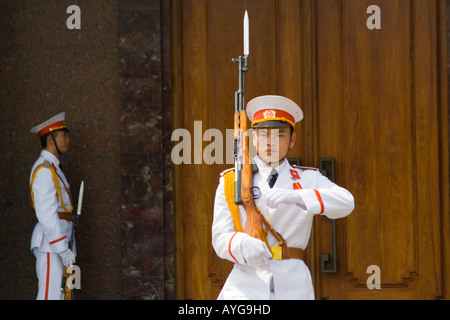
[263,110,276,118]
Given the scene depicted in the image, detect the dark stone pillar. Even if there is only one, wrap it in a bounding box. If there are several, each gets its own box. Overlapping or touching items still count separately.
[118,0,174,300]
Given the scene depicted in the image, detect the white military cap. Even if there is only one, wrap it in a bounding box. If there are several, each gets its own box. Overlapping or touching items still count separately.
[246,95,303,128]
[30,112,68,138]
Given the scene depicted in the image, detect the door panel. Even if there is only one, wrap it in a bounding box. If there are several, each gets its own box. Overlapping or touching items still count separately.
[172,0,449,299]
[314,0,448,299]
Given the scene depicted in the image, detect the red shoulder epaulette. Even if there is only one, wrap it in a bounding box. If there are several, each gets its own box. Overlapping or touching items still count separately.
[292,165,319,171]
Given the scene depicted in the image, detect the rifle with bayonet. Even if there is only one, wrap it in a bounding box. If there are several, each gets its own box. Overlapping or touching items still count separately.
[232,11,269,248]
[61,180,84,300]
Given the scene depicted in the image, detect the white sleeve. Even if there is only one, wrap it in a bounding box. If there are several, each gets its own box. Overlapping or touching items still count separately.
[211,177,248,264]
[32,168,69,253]
[299,171,355,219]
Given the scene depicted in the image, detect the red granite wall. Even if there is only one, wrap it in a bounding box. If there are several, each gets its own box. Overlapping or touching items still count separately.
[118,0,174,300]
[0,0,173,299]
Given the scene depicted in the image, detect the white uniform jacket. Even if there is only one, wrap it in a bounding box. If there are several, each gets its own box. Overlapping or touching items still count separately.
[30,150,75,255]
[212,157,354,300]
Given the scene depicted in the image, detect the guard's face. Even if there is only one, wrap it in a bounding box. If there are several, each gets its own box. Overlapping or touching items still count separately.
[53,130,70,153]
[252,126,295,164]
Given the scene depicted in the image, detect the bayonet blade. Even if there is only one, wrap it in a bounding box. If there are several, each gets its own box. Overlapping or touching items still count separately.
[244,10,249,55]
[76,181,84,216]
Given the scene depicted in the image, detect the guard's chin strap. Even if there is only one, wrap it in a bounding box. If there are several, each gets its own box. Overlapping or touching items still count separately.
[50,131,63,155]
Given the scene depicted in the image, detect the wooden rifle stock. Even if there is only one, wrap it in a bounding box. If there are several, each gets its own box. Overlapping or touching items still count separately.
[232,16,269,247]
[235,110,270,248]
[61,197,81,300]
[62,267,72,300]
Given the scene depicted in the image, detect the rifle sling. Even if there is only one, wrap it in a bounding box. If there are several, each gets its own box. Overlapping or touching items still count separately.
[223,170,303,260]
[223,170,244,232]
[30,160,73,214]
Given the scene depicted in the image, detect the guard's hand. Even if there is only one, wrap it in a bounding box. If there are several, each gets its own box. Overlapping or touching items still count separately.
[240,236,272,266]
[58,249,75,267]
[263,187,303,209]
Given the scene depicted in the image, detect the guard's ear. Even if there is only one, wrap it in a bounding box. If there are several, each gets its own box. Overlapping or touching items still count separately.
[289,131,296,149]
[46,133,55,146]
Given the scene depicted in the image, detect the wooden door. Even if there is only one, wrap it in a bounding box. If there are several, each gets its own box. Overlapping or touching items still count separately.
[172,0,449,300]
[312,0,449,299]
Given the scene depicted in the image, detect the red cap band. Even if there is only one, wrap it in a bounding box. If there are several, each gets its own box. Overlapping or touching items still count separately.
[37,121,67,137]
[251,109,295,128]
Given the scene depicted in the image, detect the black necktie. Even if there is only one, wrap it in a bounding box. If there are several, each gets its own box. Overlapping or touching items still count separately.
[267,169,278,188]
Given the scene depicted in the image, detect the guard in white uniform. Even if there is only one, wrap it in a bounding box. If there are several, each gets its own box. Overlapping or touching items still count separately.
[29,112,76,300]
[212,95,355,300]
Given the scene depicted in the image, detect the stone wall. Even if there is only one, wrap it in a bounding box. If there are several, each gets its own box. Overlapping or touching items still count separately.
[0,0,173,299]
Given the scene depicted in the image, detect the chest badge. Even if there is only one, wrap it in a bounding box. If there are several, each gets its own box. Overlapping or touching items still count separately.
[293,182,302,190]
[290,169,300,180]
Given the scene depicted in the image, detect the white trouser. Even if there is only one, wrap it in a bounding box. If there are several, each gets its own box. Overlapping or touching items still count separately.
[33,249,63,300]
[270,277,275,300]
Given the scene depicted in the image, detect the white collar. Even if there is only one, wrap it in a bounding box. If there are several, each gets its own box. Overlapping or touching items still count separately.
[40,149,60,168]
[254,156,289,178]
